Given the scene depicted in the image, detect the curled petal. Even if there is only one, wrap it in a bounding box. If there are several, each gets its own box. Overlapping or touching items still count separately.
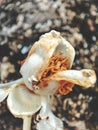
[50,69,96,88]
[7,83,41,117]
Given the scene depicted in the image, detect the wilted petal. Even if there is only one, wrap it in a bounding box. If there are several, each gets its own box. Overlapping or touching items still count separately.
[20,30,61,90]
[37,117,63,130]
[0,78,23,102]
[37,120,53,130]
[40,30,75,68]
[20,53,45,90]
[50,69,96,88]
[54,37,75,68]
[7,83,41,117]
[36,96,63,130]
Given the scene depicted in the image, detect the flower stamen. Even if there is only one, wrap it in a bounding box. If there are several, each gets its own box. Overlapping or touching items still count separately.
[41,53,69,80]
[39,53,74,95]
[58,80,74,95]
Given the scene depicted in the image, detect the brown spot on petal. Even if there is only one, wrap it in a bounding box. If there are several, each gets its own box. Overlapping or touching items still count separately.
[82,71,92,77]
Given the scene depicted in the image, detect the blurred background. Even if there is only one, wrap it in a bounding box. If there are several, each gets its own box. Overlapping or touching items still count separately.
[0,0,98,130]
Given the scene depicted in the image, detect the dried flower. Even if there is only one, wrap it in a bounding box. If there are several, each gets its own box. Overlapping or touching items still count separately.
[0,30,96,130]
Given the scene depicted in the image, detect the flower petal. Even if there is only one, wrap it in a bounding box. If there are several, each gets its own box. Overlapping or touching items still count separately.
[41,30,75,68]
[36,96,63,130]
[7,83,41,117]
[50,69,96,88]
[54,37,75,68]
[37,117,63,130]
[0,89,9,102]
[20,30,61,90]
[0,78,23,102]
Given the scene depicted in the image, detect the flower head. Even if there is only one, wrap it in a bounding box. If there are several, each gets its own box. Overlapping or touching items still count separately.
[20,30,96,95]
[0,30,96,130]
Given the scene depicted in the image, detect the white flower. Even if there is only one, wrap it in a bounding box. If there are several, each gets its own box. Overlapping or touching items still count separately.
[0,30,96,130]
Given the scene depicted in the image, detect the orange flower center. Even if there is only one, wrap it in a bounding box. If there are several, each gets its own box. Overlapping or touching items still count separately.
[40,53,74,95]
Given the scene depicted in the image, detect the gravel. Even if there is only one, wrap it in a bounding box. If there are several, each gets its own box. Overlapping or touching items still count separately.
[0,0,98,130]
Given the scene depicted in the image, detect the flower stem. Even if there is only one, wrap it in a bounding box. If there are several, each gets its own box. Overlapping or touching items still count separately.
[23,116,32,130]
